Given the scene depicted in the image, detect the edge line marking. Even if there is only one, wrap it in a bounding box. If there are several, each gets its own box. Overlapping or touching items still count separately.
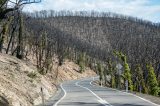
[75,80,112,106]
[53,83,66,106]
[90,78,160,106]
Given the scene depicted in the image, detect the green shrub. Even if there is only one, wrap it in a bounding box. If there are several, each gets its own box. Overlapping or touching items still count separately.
[124,63,133,91]
[107,59,116,88]
[147,64,159,96]
[97,63,104,83]
[78,53,86,73]
[27,71,37,79]
[111,75,116,88]
[142,79,148,94]
[134,65,148,93]
[113,51,133,91]
[79,61,85,73]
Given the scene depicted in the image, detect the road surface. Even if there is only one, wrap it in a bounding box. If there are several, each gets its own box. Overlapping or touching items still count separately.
[44,77,159,106]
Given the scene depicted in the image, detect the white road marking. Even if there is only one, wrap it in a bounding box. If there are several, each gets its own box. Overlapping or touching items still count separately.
[53,83,67,106]
[90,78,160,106]
[75,81,112,106]
[54,77,159,106]
[122,91,160,106]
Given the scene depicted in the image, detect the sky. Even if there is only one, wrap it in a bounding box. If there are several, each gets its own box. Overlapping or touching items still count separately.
[22,0,160,23]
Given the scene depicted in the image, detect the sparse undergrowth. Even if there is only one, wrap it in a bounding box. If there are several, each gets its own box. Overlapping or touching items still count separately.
[27,71,37,79]
[0,54,96,106]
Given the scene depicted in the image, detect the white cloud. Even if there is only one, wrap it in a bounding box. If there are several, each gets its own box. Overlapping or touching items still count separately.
[23,0,160,22]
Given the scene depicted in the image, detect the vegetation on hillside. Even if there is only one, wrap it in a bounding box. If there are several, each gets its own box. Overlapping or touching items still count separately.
[25,11,160,96]
[0,7,160,96]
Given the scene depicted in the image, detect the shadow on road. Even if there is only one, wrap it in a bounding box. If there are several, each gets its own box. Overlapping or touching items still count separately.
[58,102,105,106]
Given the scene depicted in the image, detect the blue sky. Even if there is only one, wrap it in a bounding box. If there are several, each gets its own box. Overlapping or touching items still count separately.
[22,0,160,23]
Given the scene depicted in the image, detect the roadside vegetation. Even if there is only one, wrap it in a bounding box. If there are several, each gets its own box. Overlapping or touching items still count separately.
[99,51,159,96]
[0,1,160,97]
[25,11,160,96]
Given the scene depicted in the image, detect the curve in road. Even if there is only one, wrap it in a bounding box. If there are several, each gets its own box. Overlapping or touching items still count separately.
[49,77,159,106]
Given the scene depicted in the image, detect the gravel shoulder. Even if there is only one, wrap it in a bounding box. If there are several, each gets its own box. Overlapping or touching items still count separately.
[92,80,160,105]
[132,92,160,105]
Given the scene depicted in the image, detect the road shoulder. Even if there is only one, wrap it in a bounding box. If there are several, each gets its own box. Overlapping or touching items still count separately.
[91,80,160,106]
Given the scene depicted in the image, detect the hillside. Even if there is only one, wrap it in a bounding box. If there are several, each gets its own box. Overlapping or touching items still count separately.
[0,10,159,106]
[24,11,160,96]
[0,53,96,106]
[25,11,160,70]
[1,1,160,106]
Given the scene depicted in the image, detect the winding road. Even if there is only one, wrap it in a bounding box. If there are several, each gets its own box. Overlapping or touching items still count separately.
[44,77,159,106]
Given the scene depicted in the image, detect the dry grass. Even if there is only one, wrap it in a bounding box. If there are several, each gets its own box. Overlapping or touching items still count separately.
[0,53,96,106]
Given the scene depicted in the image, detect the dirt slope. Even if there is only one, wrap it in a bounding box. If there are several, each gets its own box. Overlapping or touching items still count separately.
[0,53,96,106]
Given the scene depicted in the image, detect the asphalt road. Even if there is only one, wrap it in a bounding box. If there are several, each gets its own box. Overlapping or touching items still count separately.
[44,77,159,106]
